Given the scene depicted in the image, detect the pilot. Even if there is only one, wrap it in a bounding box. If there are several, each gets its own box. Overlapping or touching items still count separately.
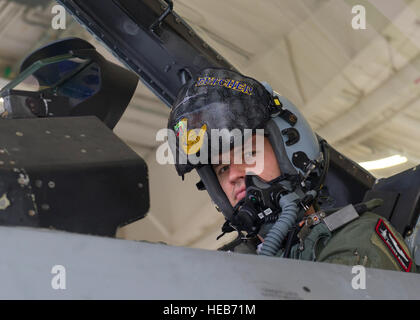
[167,68,416,273]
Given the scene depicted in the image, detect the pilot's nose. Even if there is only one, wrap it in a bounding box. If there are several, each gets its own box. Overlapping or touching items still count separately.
[228,163,246,184]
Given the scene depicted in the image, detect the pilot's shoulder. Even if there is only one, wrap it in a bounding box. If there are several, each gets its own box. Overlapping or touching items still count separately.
[317,212,416,273]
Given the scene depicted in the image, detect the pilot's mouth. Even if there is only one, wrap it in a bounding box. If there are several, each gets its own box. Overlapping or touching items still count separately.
[235,187,246,202]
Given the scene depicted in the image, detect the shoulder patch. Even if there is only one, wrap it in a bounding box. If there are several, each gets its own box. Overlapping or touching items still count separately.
[375,219,412,272]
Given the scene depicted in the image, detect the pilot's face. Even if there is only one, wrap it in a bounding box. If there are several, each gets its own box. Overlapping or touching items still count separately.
[213,135,281,207]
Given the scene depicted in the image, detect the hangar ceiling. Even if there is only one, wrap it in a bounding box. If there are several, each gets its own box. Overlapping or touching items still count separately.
[0,0,419,249]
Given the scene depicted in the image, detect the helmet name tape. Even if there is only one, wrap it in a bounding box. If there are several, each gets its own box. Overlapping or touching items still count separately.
[195,77,254,96]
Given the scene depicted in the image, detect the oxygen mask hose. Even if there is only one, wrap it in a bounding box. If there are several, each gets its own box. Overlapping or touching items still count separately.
[258,192,301,256]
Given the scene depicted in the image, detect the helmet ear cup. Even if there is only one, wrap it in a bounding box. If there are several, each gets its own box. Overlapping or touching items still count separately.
[266,94,323,182]
[265,119,298,176]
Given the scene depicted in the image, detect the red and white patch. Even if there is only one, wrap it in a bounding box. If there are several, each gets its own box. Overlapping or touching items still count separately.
[375,219,412,272]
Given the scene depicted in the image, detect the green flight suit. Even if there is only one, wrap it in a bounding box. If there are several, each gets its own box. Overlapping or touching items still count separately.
[223,212,417,273]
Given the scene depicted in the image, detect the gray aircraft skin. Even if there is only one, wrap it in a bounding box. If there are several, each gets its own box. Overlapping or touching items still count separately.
[0,0,419,300]
[0,225,419,300]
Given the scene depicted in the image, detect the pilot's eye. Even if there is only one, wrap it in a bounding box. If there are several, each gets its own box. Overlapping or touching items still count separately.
[244,150,257,159]
[218,165,230,175]
[248,150,257,156]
